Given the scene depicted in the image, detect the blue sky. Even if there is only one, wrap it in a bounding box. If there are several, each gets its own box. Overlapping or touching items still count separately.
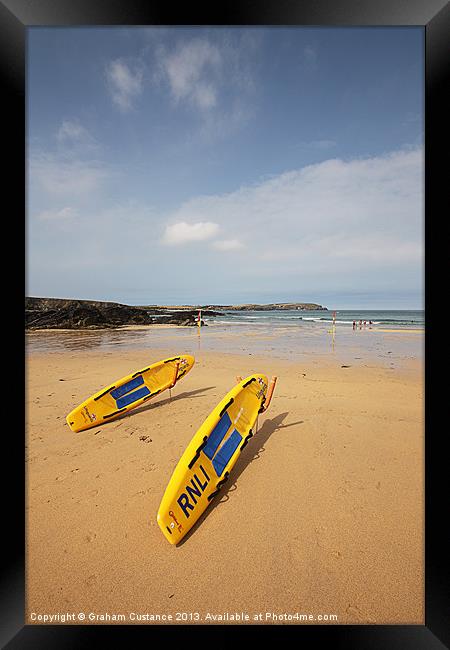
[27,27,424,308]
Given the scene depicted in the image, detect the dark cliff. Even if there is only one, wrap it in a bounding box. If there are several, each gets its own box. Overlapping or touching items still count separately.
[25,298,212,330]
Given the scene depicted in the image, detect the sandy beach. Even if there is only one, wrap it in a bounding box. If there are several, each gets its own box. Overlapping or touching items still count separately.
[26,326,424,625]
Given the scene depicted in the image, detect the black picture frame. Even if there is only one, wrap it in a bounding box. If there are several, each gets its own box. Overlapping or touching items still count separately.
[7,0,449,647]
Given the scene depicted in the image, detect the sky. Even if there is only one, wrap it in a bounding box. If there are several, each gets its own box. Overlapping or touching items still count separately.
[27,27,424,309]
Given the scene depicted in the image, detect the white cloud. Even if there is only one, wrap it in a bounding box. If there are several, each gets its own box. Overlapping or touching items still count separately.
[212,239,245,251]
[162,221,220,245]
[28,146,423,303]
[106,59,143,111]
[162,147,423,278]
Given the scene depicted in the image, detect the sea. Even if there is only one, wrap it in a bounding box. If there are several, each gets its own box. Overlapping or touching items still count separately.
[205,309,424,329]
[26,308,424,365]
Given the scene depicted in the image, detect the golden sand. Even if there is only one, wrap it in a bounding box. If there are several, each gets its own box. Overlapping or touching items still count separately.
[26,345,423,624]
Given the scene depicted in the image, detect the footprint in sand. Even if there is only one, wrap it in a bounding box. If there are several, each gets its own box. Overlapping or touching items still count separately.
[85,532,97,543]
[345,603,369,621]
[133,488,152,497]
[98,438,113,446]
[85,574,98,587]
[89,489,99,497]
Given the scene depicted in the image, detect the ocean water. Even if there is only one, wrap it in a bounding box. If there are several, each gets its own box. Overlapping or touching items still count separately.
[26,308,425,367]
[206,309,424,328]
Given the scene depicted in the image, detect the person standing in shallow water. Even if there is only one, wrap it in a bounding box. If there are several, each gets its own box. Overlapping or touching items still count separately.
[353,320,356,330]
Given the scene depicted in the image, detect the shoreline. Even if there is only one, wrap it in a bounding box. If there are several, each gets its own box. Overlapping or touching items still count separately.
[26,322,424,372]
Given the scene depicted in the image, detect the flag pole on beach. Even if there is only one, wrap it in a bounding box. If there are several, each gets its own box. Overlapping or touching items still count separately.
[328,310,336,350]
[332,310,336,350]
[197,308,201,348]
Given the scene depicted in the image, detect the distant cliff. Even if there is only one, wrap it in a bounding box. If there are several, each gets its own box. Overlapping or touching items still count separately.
[202,303,327,311]
[144,302,328,311]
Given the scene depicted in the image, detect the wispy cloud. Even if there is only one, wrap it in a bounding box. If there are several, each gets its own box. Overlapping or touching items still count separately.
[54,119,100,160]
[293,138,337,152]
[153,32,262,140]
[106,59,143,112]
[162,220,220,245]
[302,45,319,71]
[30,152,110,196]
[56,120,94,145]
[159,38,222,111]
[36,206,77,221]
[309,139,336,149]
[212,239,245,251]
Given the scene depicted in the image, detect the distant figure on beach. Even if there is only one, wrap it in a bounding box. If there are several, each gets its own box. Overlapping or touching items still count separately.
[363,320,367,327]
[352,320,356,330]
[359,320,362,329]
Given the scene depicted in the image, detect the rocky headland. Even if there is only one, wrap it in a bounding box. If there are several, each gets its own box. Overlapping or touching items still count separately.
[25,297,217,330]
[25,297,327,330]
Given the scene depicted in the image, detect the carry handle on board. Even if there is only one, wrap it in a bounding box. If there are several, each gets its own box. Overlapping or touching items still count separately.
[170,360,181,388]
[188,436,208,469]
[235,375,278,413]
[207,472,230,502]
[259,376,277,413]
[168,360,180,399]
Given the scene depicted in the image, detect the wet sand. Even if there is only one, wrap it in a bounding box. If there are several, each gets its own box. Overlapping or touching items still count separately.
[26,329,424,625]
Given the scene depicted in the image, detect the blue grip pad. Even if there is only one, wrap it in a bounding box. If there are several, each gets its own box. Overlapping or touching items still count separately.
[203,413,231,460]
[115,385,150,409]
[111,375,144,399]
[212,429,243,477]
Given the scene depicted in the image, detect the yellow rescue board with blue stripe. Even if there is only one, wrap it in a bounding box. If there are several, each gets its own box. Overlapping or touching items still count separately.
[157,374,268,545]
[66,354,195,433]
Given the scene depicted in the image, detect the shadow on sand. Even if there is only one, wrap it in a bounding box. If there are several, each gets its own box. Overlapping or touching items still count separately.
[177,411,304,546]
[107,386,217,425]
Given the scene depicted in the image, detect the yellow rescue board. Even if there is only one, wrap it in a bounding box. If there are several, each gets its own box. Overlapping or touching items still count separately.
[157,374,269,545]
[66,354,195,432]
